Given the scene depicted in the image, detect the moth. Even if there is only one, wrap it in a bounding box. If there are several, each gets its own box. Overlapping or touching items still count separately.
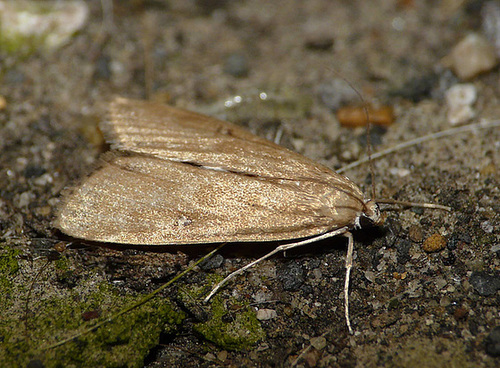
[54,97,398,333]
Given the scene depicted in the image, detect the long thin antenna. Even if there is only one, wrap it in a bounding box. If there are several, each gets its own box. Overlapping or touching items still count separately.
[337,119,500,174]
[377,198,451,211]
[332,74,376,199]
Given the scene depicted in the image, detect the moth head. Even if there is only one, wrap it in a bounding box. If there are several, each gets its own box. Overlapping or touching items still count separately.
[355,200,381,229]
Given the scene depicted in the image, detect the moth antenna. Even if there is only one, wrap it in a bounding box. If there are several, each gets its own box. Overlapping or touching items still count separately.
[361,96,375,200]
[142,11,155,99]
[337,119,500,174]
[204,227,349,303]
[331,72,377,199]
[377,198,451,211]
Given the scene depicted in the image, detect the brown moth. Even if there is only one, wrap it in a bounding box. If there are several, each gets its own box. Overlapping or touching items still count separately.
[54,97,382,333]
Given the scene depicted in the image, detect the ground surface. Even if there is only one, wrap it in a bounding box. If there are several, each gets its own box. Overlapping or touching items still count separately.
[0,1,499,367]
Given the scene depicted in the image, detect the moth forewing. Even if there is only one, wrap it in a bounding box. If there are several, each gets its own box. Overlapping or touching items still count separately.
[55,151,373,245]
[103,97,354,183]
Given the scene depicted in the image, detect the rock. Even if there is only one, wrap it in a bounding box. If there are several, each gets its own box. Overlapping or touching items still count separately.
[444,33,498,79]
[469,271,500,296]
[256,308,277,321]
[445,84,477,125]
[422,233,447,253]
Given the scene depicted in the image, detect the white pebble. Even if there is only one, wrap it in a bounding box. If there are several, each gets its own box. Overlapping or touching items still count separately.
[445,84,477,125]
[310,336,327,350]
[445,33,498,79]
[256,308,277,321]
[389,167,411,177]
[481,221,494,233]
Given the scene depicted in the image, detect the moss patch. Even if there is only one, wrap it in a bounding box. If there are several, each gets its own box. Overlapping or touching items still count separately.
[0,250,186,368]
[0,245,22,307]
[185,279,265,351]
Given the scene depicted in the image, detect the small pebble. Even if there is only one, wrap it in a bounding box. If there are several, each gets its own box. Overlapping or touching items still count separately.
[337,105,395,128]
[480,221,494,233]
[408,225,423,242]
[17,191,35,208]
[204,352,216,362]
[217,350,228,362]
[309,336,327,350]
[199,253,224,270]
[440,296,451,307]
[388,167,411,177]
[364,270,376,283]
[256,308,277,321]
[396,239,412,265]
[444,33,498,79]
[469,271,500,296]
[435,277,447,290]
[445,84,477,125]
[34,173,54,186]
[422,233,447,253]
[279,261,304,291]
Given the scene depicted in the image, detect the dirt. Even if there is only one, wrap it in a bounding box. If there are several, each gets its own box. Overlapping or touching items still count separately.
[0,1,499,367]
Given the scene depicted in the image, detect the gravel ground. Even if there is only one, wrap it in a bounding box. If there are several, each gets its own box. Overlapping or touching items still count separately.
[1,1,499,367]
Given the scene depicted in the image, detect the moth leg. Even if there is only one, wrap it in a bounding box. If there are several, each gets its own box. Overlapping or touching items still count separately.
[343,231,354,335]
[204,227,349,303]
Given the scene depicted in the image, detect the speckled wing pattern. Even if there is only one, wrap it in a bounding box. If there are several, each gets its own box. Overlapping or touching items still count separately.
[55,97,366,245]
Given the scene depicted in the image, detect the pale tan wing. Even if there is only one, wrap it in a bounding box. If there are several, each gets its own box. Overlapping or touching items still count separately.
[55,154,365,245]
[102,97,355,192]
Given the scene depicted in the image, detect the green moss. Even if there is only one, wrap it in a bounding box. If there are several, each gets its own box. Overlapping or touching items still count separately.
[0,246,21,294]
[186,279,265,351]
[0,280,185,368]
[54,255,70,271]
[0,246,21,276]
